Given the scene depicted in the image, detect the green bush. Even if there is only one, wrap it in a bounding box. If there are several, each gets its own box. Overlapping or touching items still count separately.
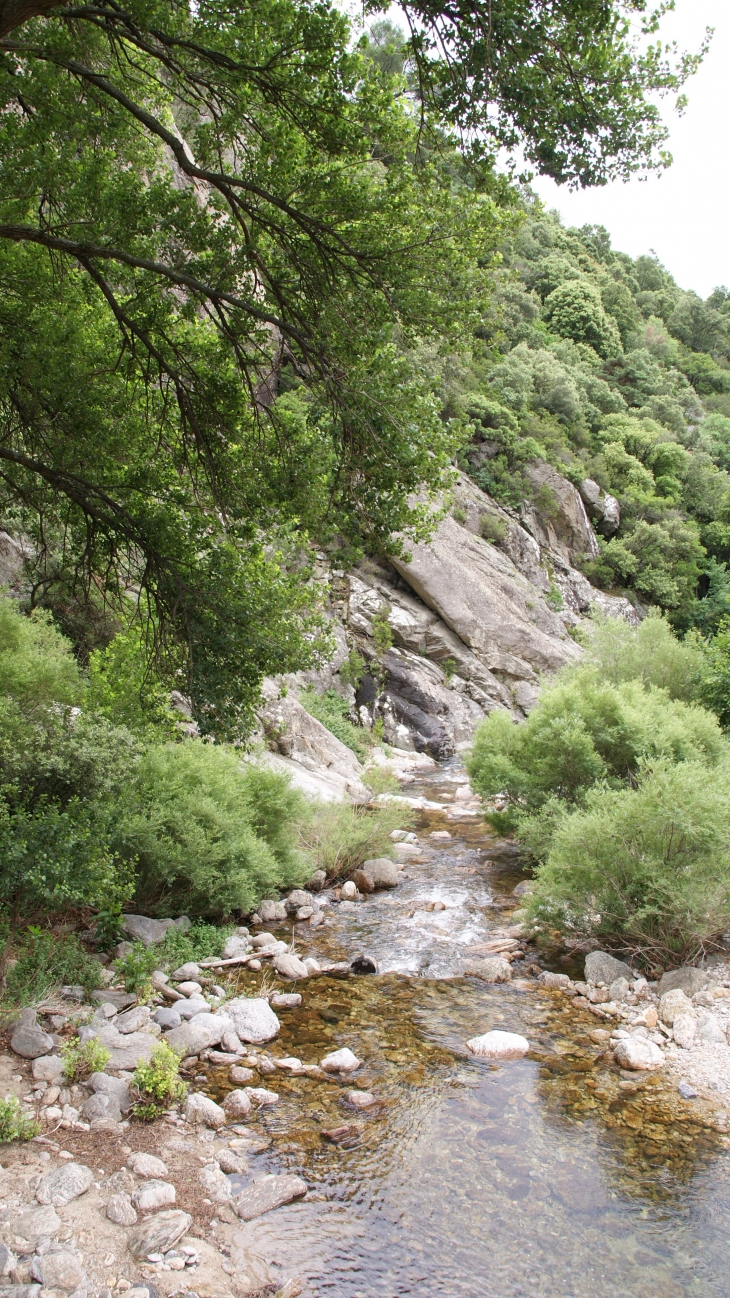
[584,611,704,702]
[156,920,233,972]
[0,1095,40,1143]
[4,930,106,1006]
[61,1037,111,1082]
[113,941,159,996]
[132,1042,187,1121]
[114,740,310,918]
[300,689,370,761]
[87,623,178,738]
[525,760,730,970]
[298,798,411,880]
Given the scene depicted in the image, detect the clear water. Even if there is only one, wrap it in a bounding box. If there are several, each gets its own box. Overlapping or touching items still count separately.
[208,762,730,1297]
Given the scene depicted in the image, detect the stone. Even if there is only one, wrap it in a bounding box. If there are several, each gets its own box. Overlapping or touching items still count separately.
[340,881,358,901]
[36,1162,93,1207]
[165,1012,232,1056]
[466,1030,529,1059]
[217,1148,247,1174]
[234,1175,307,1221]
[360,858,399,889]
[35,1250,85,1292]
[589,1029,612,1044]
[221,936,250,960]
[122,915,175,946]
[116,1005,151,1034]
[131,1180,176,1212]
[90,1071,133,1114]
[197,1162,231,1203]
[128,1152,168,1178]
[321,1048,361,1072]
[464,957,512,983]
[613,1037,665,1071]
[584,951,633,986]
[285,889,313,915]
[10,1021,55,1059]
[343,1091,377,1109]
[185,1093,226,1128]
[609,976,631,1002]
[579,478,620,536]
[350,955,377,975]
[154,1007,182,1030]
[696,1012,727,1044]
[295,906,314,921]
[90,1024,157,1071]
[229,1065,255,1084]
[306,870,327,892]
[225,998,280,1044]
[539,972,572,989]
[273,953,309,981]
[258,899,288,923]
[259,690,371,803]
[0,1285,40,1297]
[678,1081,698,1100]
[127,1211,192,1260]
[171,963,201,981]
[11,1205,61,1241]
[91,989,137,1011]
[673,1012,697,1049]
[174,914,192,931]
[351,870,375,894]
[245,1087,279,1106]
[223,1090,252,1119]
[106,1193,138,1226]
[0,1245,15,1278]
[657,966,709,998]
[270,993,302,1009]
[31,1055,64,1082]
[659,988,694,1026]
[109,1167,136,1194]
[251,931,277,948]
[176,981,203,998]
[82,1092,122,1123]
[177,997,210,1021]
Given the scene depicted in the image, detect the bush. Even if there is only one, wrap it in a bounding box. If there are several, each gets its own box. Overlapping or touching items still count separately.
[584,611,704,702]
[132,1042,187,1121]
[300,689,370,761]
[87,623,178,738]
[61,1037,111,1082]
[525,760,730,971]
[114,740,310,918]
[156,920,233,972]
[298,798,411,880]
[4,930,105,1006]
[0,1095,40,1143]
[113,941,159,996]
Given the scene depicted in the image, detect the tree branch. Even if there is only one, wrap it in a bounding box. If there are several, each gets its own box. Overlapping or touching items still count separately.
[0,0,60,38]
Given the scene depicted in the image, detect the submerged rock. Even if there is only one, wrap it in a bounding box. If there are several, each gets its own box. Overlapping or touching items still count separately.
[321,1048,361,1072]
[234,1174,307,1221]
[466,1030,529,1059]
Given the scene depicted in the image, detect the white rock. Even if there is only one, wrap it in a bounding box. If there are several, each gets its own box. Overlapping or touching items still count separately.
[165,1011,233,1056]
[176,981,203,997]
[673,1012,697,1049]
[131,1179,176,1211]
[466,1030,529,1060]
[127,1151,168,1178]
[185,1092,227,1128]
[614,1037,665,1070]
[198,1161,232,1203]
[340,881,358,900]
[321,1048,361,1072]
[36,1162,93,1206]
[273,953,309,980]
[659,988,694,1026]
[697,1012,727,1044]
[223,1089,252,1119]
[245,1087,279,1106]
[225,997,280,1044]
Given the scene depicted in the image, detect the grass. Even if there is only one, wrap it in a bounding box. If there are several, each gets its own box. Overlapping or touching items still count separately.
[3,929,105,1008]
[297,798,413,881]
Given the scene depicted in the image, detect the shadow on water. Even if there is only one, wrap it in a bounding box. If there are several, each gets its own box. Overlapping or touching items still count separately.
[203,762,730,1297]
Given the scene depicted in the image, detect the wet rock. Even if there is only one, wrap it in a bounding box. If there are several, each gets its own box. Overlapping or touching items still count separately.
[128,1152,168,1178]
[33,1250,85,1292]
[657,966,709,998]
[223,1089,253,1119]
[360,858,399,889]
[198,1162,232,1203]
[321,1048,361,1072]
[659,988,694,1026]
[10,1012,54,1059]
[36,1162,93,1206]
[234,1175,307,1221]
[285,889,313,915]
[270,993,302,1009]
[678,1081,698,1099]
[154,1007,182,1030]
[322,1123,363,1146]
[31,1055,64,1082]
[122,915,175,946]
[340,881,359,901]
[350,955,377,975]
[306,870,327,892]
[342,1090,377,1109]
[274,953,309,980]
[185,1093,226,1128]
[613,1038,664,1070]
[127,1210,192,1260]
[116,1005,152,1034]
[171,963,201,981]
[539,972,572,990]
[697,1011,727,1044]
[589,1029,612,1045]
[226,997,280,1044]
[245,1087,279,1106]
[132,1180,176,1212]
[106,1192,138,1226]
[11,1205,61,1241]
[464,957,512,983]
[229,1065,255,1084]
[673,1012,697,1049]
[466,1030,529,1059]
[165,1012,232,1056]
[584,951,632,985]
[221,935,250,960]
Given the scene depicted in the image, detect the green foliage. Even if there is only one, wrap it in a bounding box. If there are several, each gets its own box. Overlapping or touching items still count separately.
[0,602,81,712]
[156,922,234,973]
[297,799,411,880]
[113,942,159,997]
[544,280,621,358]
[132,1042,187,1122]
[545,584,564,611]
[478,514,507,545]
[114,741,309,917]
[584,612,704,702]
[0,1095,39,1143]
[525,760,730,970]
[88,625,178,739]
[371,612,394,657]
[61,1037,111,1083]
[300,689,370,761]
[584,519,705,612]
[5,930,105,1006]
[697,617,730,730]
[339,649,366,691]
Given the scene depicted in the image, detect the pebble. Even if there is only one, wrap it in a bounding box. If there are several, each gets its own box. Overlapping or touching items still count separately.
[342,1090,377,1109]
[321,1048,361,1072]
[107,1193,138,1226]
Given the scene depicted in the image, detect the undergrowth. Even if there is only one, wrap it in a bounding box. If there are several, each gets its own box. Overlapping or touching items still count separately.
[4,929,104,1007]
[132,1041,187,1121]
[0,1095,40,1142]
[299,689,370,762]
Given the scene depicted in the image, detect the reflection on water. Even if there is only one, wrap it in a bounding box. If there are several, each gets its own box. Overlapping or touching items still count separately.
[207,763,730,1296]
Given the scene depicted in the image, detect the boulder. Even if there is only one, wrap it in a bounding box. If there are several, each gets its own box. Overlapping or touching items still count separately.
[285,889,313,915]
[131,1180,176,1212]
[466,1030,529,1060]
[153,1006,182,1030]
[258,899,288,923]
[673,1013,697,1049]
[11,1013,54,1059]
[343,1090,377,1109]
[91,1025,157,1071]
[185,1092,226,1128]
[221,935,250,960]
[522,461,599,565]
[31,1054,64,1082]
[90,1071,133,1114]
[340,881,358,900]
[165,1012,232,1057]
[306,870,327,892]
[116,1005,151,1034]
[176,980,203,997]
[225,998,280,1044]
[245,1087,279,1106]
[198,1161,232,1203]
[171,962,201,981]
[0,1243,15,1277]
[127,1210,192,1260]
[177,996,210,1021]
[121,914,176,946]
[229,1065,256,1084]
[657,967,709,998]
[696,1012,727,1044]
[83,1091,122,1123]
[128,1152,168,1178]
[579,478,620,537]
[321,1048,361,1072]
[234,1174,307,1221]
[464,957,512,983]
[360,858,399,889]
[273,953,309,981]
[106,1193,138,1226]
[613,1037,664,1071]
[91,989,137,1011]
[659,989,694,1026]
[36,1162,93,1207]
[609,976,631,1002]
[539,972,572,989]
[223,1089,253,1119]
[584,951,633,986]
[351,870,374,894]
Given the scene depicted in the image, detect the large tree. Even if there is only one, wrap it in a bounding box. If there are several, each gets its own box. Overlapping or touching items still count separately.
[0,0,702,732]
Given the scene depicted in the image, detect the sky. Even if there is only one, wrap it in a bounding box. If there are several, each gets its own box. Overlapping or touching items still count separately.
[528,0,730,299]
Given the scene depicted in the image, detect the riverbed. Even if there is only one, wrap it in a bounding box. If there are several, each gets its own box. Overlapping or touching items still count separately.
[211,763,730,1297]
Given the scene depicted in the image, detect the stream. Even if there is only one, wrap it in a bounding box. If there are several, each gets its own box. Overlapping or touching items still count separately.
[209,762,730,1297]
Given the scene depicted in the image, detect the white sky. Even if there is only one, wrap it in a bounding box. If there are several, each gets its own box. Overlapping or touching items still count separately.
[528,0,730,298]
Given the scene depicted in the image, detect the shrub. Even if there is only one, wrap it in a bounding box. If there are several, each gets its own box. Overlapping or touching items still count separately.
[299,688,370,761]
[87,623,178,738]
[61,1037,111,1082]
[525,760,730,971]
[479,513,507,545]
[4,930,105,1006]
[113,941,158,996]
[132,1042,187,1121]
[298,799,412,880]
[156,921,233,972]
[0,1095,40,1143]
[585,611,704,702]
[113,740,310,918]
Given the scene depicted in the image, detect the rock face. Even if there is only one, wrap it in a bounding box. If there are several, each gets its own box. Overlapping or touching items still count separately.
[584,951,633,986]
[259,688,371,803]
[579,478,620,536]
[234,1175,307,1221]
[466,1030,529,1059]
[225,998,280,1044]
[522,461,600,564]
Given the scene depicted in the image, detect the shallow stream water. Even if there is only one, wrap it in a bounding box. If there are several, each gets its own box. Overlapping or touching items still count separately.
[211,762,730,1297]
